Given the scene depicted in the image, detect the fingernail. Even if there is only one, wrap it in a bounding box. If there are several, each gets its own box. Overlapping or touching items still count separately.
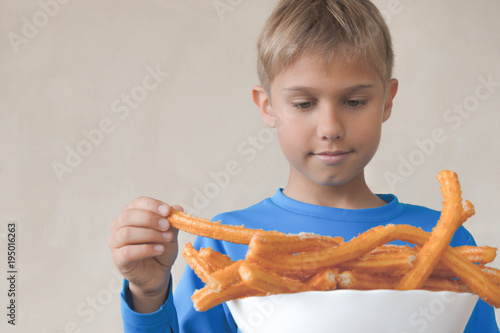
[158,218,169,229]
[158,204,169,216]
[162,232,171,240]
[154,245,164,253]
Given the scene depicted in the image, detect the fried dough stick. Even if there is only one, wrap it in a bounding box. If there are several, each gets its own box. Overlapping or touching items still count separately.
[339,250,416,273]
[430,265,500,280]
[439,247,500,307]
[358,245,496,278]
[198,247,234,271]
[168,209,340,245]
[249,233,343,255]
[429,246,497,278]
[168,209,283,244]
[193,264,338,311]
[339,271,470,293]
[247,224,500,307]
[339,271,399,290]
[449,246,496,265]
[398,170,464,290]
[192,282,264,312]
[306,268,339,291]
[243,198,472,256]
[374,245,498,265]
[246,224,423,275]
[238,262,310,294]
[244,172,463,274]
[482,267,500,284]
[459,199,475,223]
[206,261,244,292]
[183,243,214,284]
[172,197,472,248]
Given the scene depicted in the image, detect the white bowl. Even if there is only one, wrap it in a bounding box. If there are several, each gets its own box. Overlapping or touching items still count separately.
[226,290,478,333]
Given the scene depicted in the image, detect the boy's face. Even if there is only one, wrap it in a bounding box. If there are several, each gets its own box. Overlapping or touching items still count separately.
[254,53,398,194]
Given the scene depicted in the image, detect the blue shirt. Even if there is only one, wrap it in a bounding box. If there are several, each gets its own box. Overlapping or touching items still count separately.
[121,190,499,332]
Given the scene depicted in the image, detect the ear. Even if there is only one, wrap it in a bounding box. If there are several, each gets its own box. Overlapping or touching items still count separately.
[382,78,398,123]
[252,85,276,128]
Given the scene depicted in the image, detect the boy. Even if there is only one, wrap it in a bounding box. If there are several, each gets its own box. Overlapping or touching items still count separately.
[108,0,499,331]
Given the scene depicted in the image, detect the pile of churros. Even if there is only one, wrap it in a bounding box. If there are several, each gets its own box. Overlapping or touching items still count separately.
[167,170,500,312]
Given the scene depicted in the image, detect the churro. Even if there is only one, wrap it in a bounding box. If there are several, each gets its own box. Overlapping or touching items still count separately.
[168,209,285,244]
[206,261,243,292]
[245,224,425,276]
[177,170,500,311]
[398,170,463,290]
[198,247,234,271]
[454,245,497,264]
[192,282,264,312]
[249,232,343,255]
[305,268,338,291]
[182,243,213,284]
[238,262,310,294]
[339,271,470,294]
[339,249,416,273]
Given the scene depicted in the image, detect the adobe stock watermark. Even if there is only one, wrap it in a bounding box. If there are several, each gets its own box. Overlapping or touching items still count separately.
[5,221,17,326]
[400,291,459,333]
[56,269,123,333]
[7,0,72,54]
[385,74,500,191]
[212,0,244,21]
[51,65,169,182]
[181,126,277,215]
[379,0,414,25]
[234,294,286,333]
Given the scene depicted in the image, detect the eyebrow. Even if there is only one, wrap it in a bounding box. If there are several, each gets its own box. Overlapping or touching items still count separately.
[282,84,376,94]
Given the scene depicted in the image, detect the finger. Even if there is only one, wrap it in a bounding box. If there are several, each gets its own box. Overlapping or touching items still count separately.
[171,205,184,212]
[112,243,165,269]
[166,205,184,236]
[161,205,183,238]
[109,226,175,249]
[114,208,172,232]
[124,196,171,217]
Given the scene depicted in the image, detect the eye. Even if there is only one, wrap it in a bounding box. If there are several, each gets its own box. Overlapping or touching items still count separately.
[293,101,315,110]
[345,99,367,108]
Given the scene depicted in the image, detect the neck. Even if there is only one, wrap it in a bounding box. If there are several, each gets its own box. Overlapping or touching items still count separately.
[282,170,385,209]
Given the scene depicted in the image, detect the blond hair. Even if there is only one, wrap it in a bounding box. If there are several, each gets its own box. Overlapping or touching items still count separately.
[257,0,394,92]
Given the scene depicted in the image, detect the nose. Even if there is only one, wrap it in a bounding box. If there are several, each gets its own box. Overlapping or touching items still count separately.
[316,105,345,141]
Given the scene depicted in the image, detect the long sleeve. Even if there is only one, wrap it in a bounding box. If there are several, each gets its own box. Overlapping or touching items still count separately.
[120,278,179,333]
[173,236,240,332]
[119,237,240,333]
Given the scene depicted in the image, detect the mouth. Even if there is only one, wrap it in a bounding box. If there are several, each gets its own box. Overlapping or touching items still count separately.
[313,150,352,164]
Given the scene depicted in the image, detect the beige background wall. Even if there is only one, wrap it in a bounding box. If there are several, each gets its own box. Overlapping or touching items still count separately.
[1,0,499,331]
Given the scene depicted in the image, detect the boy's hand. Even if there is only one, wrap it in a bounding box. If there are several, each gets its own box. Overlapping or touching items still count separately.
[108,196,180,313]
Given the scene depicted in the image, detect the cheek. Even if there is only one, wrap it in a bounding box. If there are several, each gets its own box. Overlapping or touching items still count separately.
[275,120,308,154]
[354,120,382,147]
[274,112,302,136]
[276,126,299,151]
